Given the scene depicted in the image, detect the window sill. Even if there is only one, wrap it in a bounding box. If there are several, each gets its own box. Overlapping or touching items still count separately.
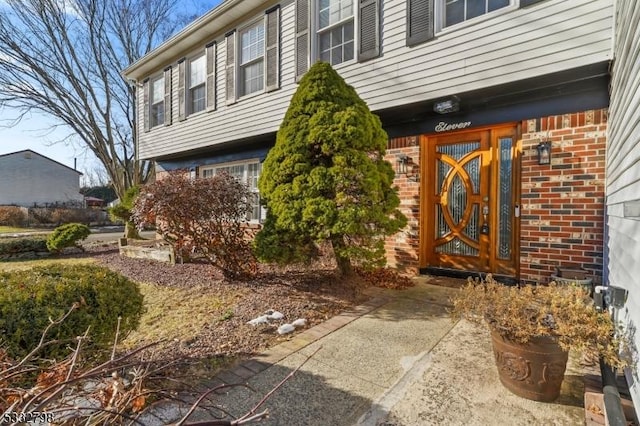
[237,89,266,103]
[187,109,207,119]
[315,58,357,73]
[435,5,517,37]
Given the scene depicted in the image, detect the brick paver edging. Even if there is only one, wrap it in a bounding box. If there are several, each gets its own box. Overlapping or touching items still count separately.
[213,295,391,386]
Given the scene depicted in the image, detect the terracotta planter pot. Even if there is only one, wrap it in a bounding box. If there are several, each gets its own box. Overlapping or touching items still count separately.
[490,331,569,402]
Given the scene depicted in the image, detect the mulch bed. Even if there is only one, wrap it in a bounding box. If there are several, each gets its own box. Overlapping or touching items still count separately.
[84,244,409,361]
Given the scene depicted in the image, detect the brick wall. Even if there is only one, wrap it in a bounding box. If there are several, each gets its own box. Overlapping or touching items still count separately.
[519,109,607,284]
[384,109,607,282]
[384,136,421,274]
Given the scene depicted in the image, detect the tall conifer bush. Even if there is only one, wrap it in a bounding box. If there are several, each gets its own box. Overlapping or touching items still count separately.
[255,62,407,276]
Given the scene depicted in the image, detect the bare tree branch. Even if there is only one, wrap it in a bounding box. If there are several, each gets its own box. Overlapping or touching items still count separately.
[0,0,196,199]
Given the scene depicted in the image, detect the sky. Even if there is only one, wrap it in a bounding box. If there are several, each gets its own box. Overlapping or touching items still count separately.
[0,0,222,184]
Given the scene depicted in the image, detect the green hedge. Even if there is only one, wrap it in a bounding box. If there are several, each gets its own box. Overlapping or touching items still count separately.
[0,264,144,360]
[46,223,91,253]
[0,237,48,255]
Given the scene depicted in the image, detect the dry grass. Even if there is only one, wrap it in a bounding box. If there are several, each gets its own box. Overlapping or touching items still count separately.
[0,226,44,234]
[0,257,94,272]
[119,282,248,350]
[0,255,246,366]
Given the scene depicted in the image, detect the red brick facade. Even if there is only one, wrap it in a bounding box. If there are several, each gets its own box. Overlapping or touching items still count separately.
[384,109,607,284]
[519,110,607,284]
[384,137,421,274]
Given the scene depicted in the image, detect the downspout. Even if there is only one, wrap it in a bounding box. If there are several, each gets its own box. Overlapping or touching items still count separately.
[594,285,628,426]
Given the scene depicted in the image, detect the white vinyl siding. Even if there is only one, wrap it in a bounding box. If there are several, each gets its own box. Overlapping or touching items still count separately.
[240,21,266,96]
[137,0,613,160]
[150,75,165,127]
[188,54,206,114]
[0,151,82,207]
[200,160,262,222]
[605,0,640,416]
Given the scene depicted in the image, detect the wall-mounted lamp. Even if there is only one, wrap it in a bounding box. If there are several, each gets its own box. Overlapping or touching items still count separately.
[189,167,197,180]
[536,141,551,165]
[396,154,419,182]
[396,154,409,175]
[433,95,460,114]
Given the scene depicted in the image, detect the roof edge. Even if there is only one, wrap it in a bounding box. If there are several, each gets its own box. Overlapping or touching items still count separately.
[0,149,83,175]
[122,0,243,81]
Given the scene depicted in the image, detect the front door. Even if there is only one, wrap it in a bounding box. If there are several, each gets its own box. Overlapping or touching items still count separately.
[422,126,519,276]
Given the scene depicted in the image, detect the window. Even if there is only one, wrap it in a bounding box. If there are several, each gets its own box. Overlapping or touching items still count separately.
[441,0,510,28]
[317,0,354,66]
[188,54,206,114]
[239,22,265,96]
[201,161,263,222]
[150,75,164,127]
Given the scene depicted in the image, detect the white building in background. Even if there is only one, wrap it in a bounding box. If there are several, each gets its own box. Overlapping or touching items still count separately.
[0,149,83,207]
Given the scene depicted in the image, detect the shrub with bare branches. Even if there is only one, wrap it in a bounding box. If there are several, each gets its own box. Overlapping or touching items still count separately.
[0,207,26,227]
[1,305,314,425]
[132,171,257,279]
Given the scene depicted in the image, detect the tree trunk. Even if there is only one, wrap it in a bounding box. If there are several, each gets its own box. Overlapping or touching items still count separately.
[125,221,140,239]
[331,235,354,278]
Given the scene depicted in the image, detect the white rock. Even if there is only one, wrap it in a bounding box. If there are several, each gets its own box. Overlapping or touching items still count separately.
[277,324,295,335]
[268,311,284,320]
[247,315,269,326]
[291,318,307,328]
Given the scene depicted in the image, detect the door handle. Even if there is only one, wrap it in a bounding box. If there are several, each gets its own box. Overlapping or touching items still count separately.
[481,205,489,234]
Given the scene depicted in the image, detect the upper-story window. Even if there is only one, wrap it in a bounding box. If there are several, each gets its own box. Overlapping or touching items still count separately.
[150,75,164,127]
[317,0,354,66]
[441,0,511,28]
[240,21,265,97]
[188,53,206,114]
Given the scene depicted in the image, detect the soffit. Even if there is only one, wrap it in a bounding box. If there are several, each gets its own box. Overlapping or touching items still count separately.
[122,0,266,80]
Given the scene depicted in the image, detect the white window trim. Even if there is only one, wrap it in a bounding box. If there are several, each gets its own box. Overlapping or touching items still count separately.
[237,18,267,100]
[312,0,358,68]
[149,74,164,128]
[200,159,263,223]
[435,0,517,35]
[187,52,206,116]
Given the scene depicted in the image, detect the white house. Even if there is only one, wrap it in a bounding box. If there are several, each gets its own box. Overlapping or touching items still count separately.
[123,0,613,283]
[123,0,640,415]
[0,149,83,207]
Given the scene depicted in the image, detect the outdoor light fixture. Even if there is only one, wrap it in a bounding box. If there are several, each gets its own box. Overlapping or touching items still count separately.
[433,95,460,114]
[189,167,197,180]
[396,154,409,175]
[536,141,552,165]
[396,155,419,182]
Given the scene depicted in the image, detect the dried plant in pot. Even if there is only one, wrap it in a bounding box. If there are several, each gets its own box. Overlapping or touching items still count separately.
[451,275,629,402]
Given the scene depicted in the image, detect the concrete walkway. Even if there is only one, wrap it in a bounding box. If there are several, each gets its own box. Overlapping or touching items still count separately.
[169,279,586,425]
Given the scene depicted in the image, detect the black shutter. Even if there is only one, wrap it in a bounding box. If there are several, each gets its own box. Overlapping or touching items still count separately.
[358,0,380,61]
[142,78,150,132]
[206,41,217,111]
[163,66,172,125]
[177,58,186,121]
[295,0,309,81]
[265,5,280,92]
[225,30,236,105]
[520,0,546,7]
[406,0,434,47]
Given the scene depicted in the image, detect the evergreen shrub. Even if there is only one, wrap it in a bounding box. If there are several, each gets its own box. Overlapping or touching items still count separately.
[0,237,48,255]
[0,264,144,359]
[46,223,91,252]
